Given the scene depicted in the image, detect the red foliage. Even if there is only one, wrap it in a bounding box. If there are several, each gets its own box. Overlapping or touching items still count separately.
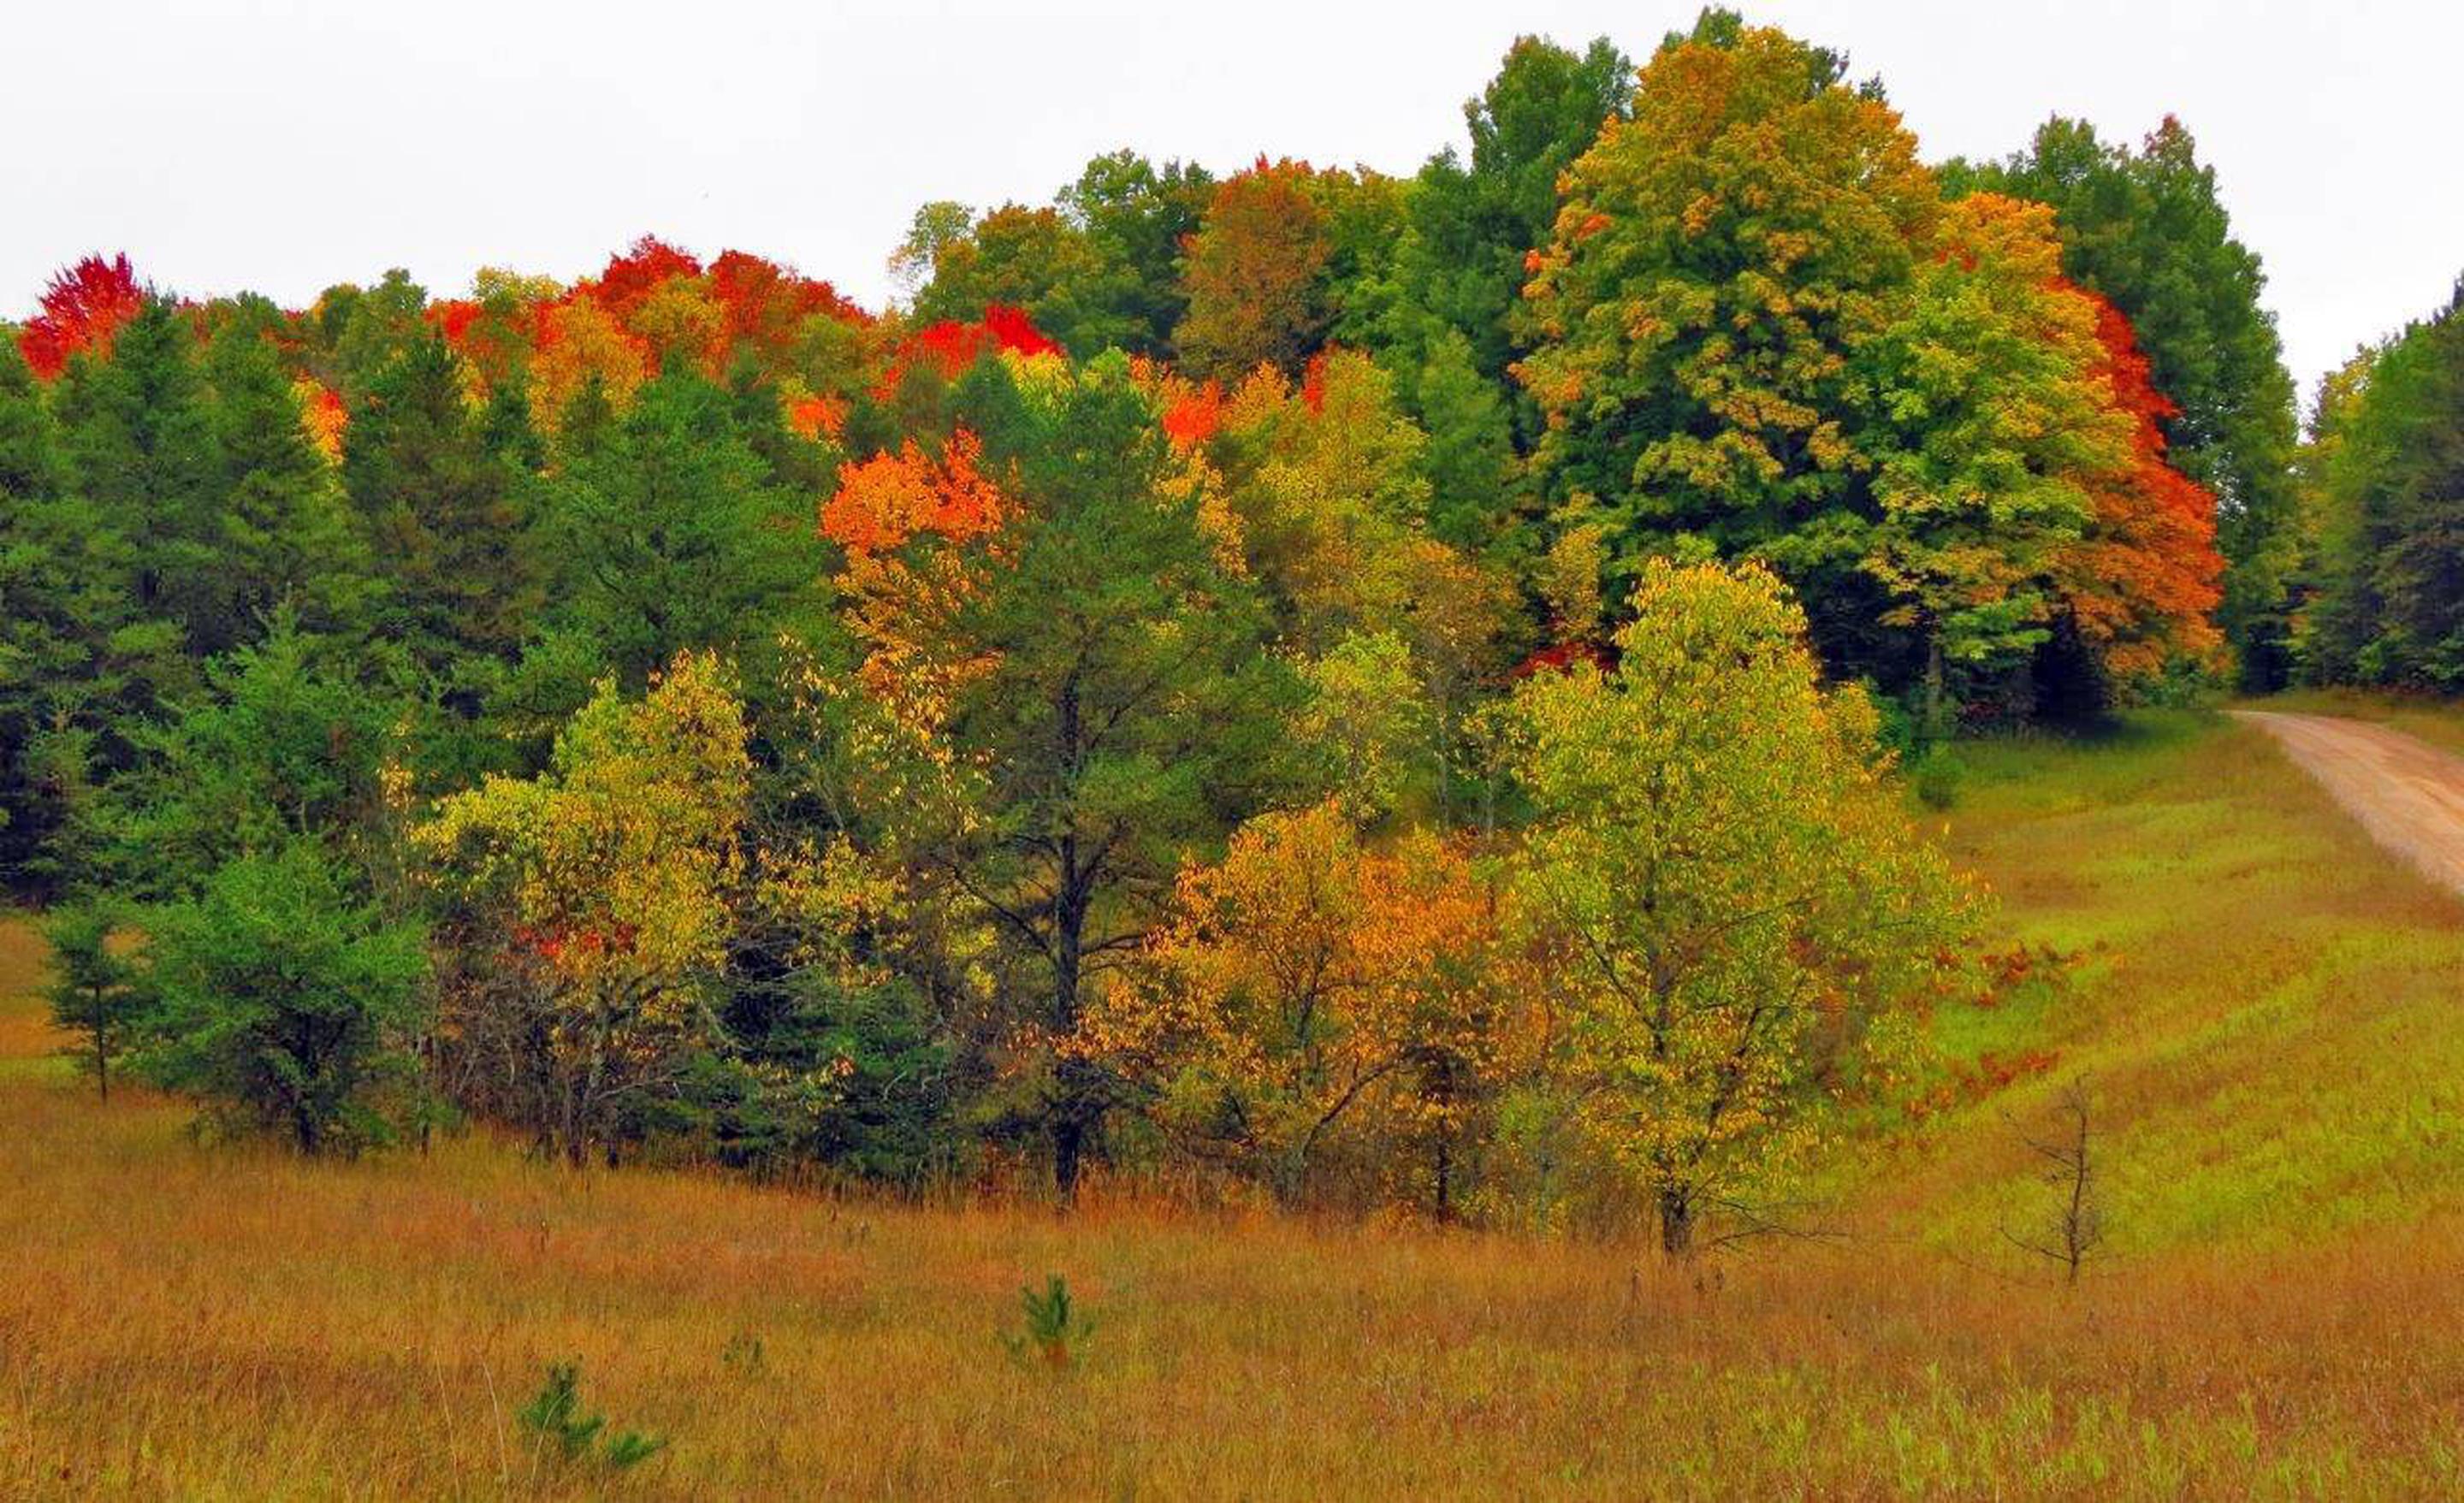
[2062,288,2225,677]
[425,298,484,346]
[1160,382,1225,448]
[19,254,146,378]
[708,248,868,365]
[592,234,704,317]
[786,393,848,441]
[822,429,1007,557]
[880,304,1061,394]
[1509,641,1615,679]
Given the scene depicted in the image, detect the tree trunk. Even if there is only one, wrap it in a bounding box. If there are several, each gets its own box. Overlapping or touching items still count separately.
[1658,1186,1695,1258]
[1922,630,1949,749]
[1052,1114,1085,1205]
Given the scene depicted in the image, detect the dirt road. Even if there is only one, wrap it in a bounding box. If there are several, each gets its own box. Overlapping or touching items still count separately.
[2233,709,2464,896]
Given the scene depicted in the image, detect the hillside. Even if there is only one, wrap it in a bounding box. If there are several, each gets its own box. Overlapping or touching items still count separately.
[4,711,2460,1499]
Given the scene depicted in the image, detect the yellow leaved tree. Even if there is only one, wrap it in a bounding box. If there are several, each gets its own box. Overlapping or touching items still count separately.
[1089,800,1523,1214]
[416,651,749,1166]
[1503,560,1976,1254]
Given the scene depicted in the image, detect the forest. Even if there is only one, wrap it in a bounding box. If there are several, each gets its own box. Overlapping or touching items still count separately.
[0,8,2415,1257]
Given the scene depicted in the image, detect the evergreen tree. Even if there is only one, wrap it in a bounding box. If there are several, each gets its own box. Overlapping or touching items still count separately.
[143,838,427,1155]
[343,332,535,680]
[57,299,225,655]
[203,324,377,648]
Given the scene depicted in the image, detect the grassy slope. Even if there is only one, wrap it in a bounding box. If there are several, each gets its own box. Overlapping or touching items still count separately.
[3,713,2463,1498]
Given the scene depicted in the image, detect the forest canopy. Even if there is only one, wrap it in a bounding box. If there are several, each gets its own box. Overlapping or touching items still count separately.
[0,9,2325,1239]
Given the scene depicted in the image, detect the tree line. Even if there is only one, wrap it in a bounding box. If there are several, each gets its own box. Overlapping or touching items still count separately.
[2,11,2288,1248]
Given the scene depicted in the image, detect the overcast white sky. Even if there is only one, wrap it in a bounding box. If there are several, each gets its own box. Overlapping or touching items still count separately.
[5,1,2456,403]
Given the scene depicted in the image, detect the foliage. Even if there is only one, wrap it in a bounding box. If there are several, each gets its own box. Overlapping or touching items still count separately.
[418,652,750,1165]
[1501,560,1974,1252]
[42,898,145,1099]
[1002,1273,1094,1369]
[142,840,428,1154]
[518,1361,667,1470]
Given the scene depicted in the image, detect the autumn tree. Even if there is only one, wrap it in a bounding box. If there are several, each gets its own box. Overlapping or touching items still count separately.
[17,254,147,380]
[1503,559,1970,1254]
[1176,158,1337,382]
[1851,194,2132,740]
[418,652,751,1166]
[1092,801,1512,1213]
[2050,292,2225,691]
[1516,19,1938,592]
[1950,115,2299,686]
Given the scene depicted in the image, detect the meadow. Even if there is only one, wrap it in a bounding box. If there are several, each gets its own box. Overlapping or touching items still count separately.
[3,710,2462,1500]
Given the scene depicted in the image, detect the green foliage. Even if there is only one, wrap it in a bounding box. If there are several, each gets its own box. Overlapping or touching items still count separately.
[526,370,832,711]
[518,1361,666,1470]
[42,898,145,1098]
[1003,1274,1093,1368]
[2296,289,2464,689]
[1503,559,1975,1252]
[141,840,427,1154]
[342,332,533,678]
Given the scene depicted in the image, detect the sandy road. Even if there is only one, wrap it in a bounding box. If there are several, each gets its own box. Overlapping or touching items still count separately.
[2233,709,2464,897]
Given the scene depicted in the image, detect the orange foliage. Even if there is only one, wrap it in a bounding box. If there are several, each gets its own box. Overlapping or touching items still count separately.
[2061,289,2226,678]
[293,378,348,462]
[821,430,1007,558]
[19,254,146,379]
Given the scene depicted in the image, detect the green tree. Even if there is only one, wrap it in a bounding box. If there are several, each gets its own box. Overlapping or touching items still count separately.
[203,323,377,646]
[527,370,832,710]
[1514,20,1939,593]
[143,839,427,1154]
[850,354,1299,1198]
[43,899,145,1100]
[1399,34,1632,417]
[56,299,226,655]
[343,332,535,680]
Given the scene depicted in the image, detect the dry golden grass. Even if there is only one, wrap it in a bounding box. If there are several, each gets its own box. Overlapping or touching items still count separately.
[2,713,2462,1498]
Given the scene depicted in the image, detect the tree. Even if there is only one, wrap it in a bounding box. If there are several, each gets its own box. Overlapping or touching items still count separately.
[202,323,377,648]
[43,899,145,1100]
[1176,159,1336,382]
[342,332,535,679]
[57,299,226,655]
[1852,194,2132,740]
[1396,34,1632,435]
[1515,20,1939,592]
[18,254,148,380]
[144,839,428,1154]
[1090,800,1512,1213]
[1950,115,2299,687]
[418,652,751,1166]
[2295,288,2464,687]
[1058,151,1214,358]
[527,370,832,707]
[841,354,1298,1198]
[1503,559,1971,1254]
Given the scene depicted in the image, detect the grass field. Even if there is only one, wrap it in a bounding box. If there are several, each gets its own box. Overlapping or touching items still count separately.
[4,712,2463,1498]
